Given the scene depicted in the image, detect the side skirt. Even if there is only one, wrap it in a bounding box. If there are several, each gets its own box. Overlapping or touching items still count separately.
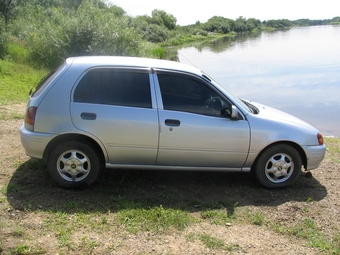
[105,163,251,172]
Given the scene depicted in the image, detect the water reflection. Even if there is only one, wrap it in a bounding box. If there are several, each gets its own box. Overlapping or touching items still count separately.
[175,26,340,137]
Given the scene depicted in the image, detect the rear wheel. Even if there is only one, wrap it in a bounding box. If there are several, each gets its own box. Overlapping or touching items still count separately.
[48,141,102,188]
[254,144,302,188]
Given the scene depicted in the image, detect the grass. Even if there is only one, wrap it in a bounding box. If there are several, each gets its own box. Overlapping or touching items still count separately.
[0,110,24,121]
[6,43,29,65]
[11,226,25,237]
[199,201,238,225]
[247,211,266,226]
[117,204,192,233]
[161,32,235,47]
[274,218,339,252]
[41,202,192,249]
[186,232,243,252]
[199,233,225,249]
[325,137,340,163]
[0,59,48,105]
[201,209,232,225]
[11,244,46,255]
[2,161,340,254]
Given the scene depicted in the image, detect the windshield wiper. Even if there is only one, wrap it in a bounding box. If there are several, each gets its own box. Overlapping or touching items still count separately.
[241,100,259,114]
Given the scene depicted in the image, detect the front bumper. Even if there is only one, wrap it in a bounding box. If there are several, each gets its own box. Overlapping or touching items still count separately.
[302,144,326,170]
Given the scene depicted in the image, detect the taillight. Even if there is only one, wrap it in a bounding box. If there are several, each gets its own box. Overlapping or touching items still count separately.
[317,133,324,145]
[25,106,37,131]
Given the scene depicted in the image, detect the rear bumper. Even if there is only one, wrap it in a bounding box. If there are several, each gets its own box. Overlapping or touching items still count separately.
[302,144,326,170]
[20,124,55,159]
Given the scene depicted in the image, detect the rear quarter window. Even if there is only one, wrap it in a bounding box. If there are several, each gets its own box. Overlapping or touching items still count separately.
[32,63,66,97]
[74,68,152,108]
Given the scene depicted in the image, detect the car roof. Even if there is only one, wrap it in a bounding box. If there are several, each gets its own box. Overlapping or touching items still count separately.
[66,56,202,76]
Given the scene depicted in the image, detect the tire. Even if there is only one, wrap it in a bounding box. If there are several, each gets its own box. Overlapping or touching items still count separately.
[254,144,302,188]
[47,141,102,188]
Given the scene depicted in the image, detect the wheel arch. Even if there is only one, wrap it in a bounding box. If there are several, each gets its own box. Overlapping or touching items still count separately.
[43,134,106,165]
[251,141,307,172]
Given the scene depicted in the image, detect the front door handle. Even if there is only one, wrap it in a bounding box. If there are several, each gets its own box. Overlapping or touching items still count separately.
[165,119,180,127]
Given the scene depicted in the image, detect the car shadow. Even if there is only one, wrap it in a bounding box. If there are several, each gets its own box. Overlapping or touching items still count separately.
[6,158,327,214]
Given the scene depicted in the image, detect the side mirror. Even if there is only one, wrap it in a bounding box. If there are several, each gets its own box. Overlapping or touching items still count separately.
[231,105,239,120]
[221,105,239,119]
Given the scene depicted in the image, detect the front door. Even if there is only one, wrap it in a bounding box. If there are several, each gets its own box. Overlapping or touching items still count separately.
[154,72,250,168]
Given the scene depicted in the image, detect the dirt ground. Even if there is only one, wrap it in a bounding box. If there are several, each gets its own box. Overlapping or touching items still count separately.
[0,104,339,254]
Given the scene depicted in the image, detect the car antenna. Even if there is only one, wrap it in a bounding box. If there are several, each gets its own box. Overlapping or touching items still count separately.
[178,51,198,68]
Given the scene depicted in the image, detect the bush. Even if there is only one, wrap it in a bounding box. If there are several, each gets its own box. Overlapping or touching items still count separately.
[14,1,145,68]
[6,41,29,64]
[139,23,170,43]
[0,15,8,58]
[193,29,208,36]
[204,16,232,34]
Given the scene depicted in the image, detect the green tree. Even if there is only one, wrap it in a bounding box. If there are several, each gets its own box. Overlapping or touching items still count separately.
[107,4,125,17]
[332,16,340,22]
[204,16,232,33]
[331,16,340,24]
[266,19,291,29]
[133,16,170,42]
[151,9,177,30]
[21,0,143,68]
[137,14,163,26]
[0,14,8,57]
[0,0,14,24]
[246,18,261,30]
[20,0,99,9]
[234,16,247,32]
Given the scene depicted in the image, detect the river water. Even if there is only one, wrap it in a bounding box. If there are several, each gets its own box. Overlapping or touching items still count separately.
[177,25,340,137]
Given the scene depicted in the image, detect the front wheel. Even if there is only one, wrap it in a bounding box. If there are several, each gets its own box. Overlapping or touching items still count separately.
[47,141,102,188]
[254,145,302,188]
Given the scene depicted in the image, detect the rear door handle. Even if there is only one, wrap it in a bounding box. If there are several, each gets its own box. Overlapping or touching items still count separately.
[165,119,180,127]
[81,112,97,120]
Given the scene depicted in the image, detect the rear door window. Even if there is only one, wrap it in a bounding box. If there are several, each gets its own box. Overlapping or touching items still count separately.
[74,68,151,108]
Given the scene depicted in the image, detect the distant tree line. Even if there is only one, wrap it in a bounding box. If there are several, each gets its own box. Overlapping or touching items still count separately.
[330,16,340,25]
[292,19,330,26]
[0,0,338,68]
[194,16,262,34]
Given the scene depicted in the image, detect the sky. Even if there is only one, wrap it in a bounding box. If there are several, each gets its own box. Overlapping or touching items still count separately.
[110,0,339,26]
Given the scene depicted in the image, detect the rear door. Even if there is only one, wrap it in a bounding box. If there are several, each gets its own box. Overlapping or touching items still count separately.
[70,68,159,165]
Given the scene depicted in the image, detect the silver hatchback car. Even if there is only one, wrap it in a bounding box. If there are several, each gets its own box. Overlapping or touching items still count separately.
[20,56,326,188]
